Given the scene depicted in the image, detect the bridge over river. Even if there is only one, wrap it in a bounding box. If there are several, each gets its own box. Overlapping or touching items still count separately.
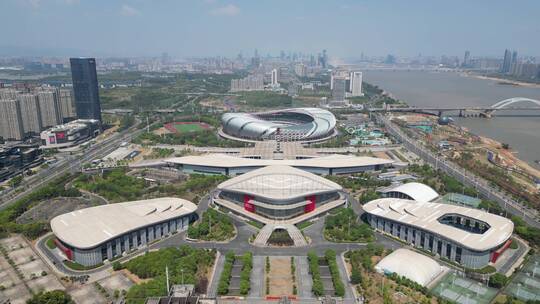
[370,97,540,117]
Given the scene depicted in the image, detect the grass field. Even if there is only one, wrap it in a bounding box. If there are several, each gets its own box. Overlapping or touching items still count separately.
[164,122,211,133]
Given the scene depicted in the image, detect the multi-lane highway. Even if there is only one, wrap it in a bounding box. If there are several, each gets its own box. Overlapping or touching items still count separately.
[0,125,145,210]
[377,114,540,228]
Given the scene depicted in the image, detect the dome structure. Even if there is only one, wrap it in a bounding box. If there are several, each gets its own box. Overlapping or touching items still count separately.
[380,182,439,202]
[375,248,445,286]
[221,108,336,142]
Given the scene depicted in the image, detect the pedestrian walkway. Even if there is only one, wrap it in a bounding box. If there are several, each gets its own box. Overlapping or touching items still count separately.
[207,253,225,297]
[253,224,307,247]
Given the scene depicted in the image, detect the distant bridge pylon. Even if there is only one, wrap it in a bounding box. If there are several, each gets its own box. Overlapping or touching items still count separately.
[490,97,540,109]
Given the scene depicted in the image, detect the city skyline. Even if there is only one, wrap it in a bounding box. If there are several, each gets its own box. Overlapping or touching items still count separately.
[1,0,540,58]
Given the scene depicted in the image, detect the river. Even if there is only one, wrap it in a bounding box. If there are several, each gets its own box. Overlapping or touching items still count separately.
[363,70,540,168]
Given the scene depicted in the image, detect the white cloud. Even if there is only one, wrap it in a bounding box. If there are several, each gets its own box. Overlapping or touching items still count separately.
[120,4,141,16]
[209,4,240,16]
[62,0,80,4]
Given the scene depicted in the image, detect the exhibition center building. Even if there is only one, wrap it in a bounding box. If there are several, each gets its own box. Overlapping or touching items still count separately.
[213,165,346,224]
[363,198,514,268]
[221,108,337,142]
[50,198,197,266]
[165,153,394,176]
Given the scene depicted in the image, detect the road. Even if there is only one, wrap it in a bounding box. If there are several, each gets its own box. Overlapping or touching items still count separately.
[0,125,145,210]
[377,114,540,228]
[36,193,402,277]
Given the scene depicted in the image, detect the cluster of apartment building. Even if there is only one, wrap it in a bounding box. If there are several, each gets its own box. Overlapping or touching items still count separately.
[230,74,265,92]
[0,87,76,141]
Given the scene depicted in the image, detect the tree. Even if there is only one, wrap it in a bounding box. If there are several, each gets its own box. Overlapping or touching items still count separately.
[350,267,363,284]
[27,290,74,304]
[488,273,508,288]
[8,175,23,188]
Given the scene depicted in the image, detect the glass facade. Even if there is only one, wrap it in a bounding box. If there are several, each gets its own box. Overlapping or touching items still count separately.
[70,58,102,121]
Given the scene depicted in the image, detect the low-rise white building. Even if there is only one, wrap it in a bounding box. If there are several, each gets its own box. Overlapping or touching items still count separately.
[51,197,197,266]
[40,119,100,149]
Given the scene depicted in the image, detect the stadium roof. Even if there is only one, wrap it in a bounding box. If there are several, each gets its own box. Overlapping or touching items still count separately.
[217,165,342,200]
[363,198,513,251]
[221,107,336,141]
[51,198,197,249]
[166,153,393,169]
[380,182,439,202]
[375,248,445,286]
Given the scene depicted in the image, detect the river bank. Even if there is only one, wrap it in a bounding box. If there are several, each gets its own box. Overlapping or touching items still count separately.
[363,70,540,168]
[463,72,540,89]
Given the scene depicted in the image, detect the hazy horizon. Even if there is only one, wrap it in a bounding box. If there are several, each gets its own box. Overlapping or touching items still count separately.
[1,0,540,59]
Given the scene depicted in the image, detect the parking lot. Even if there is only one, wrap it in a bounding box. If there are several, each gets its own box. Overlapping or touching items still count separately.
[0,235,65,304]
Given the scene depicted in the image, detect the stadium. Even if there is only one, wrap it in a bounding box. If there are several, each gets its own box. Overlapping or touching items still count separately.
[50,198,197,266]
[220,107,337,142]
[212,165,346,223]
[363,197,514,268]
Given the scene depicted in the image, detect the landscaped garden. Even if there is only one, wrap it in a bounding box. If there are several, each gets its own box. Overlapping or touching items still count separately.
[187,208,235,241]
[324,208,374,243]
[116,246,216,304]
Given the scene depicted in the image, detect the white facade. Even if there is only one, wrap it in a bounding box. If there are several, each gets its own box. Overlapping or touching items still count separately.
[350,71,363,96]
[271,68,279,86]
[17,94,42,135]
[0,99,24,140]
[37,91,62,128]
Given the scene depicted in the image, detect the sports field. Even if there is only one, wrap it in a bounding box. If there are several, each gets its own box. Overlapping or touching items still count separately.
[164,122,211,133]
[432,272,497,304]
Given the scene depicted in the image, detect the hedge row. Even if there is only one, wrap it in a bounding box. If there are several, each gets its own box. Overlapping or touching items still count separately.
[307,251,324,296]
[325,250,345,297]
[217,251,235,295]
[239,252,252,295]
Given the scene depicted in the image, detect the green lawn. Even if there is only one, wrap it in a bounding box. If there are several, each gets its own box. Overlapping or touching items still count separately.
[45,237,57,250]
[174,123,205,133]
[64,260,103,271]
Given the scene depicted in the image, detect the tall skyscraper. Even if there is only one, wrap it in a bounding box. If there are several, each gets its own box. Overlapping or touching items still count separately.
[0,99,24,141]
[17,94,42,135]
[349,71,363,97]
[37,91,62,128]
[271,69,279,86]
[501,49,512,74]
[331,76,346,101]
[70,58,102,121]
[463,51,470,67]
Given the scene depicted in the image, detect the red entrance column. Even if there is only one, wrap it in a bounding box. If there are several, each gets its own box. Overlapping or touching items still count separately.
[243,195,255,212]
[305,195,316,213]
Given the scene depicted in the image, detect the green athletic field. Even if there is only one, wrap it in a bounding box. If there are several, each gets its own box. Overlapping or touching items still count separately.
[174,123,205,133]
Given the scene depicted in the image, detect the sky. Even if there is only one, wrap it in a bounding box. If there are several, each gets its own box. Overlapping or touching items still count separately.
[1,0,540,59]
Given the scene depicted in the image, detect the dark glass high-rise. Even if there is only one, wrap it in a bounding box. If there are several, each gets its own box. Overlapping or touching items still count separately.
[70,58,102,121]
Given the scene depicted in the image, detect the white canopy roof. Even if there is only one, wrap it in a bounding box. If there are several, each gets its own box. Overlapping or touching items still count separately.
[217,165,342,200]
[375,248,445,286]
[166,153,393,169]
[381,182,439,202]
[363,198,514,251]
[51,197,197,249]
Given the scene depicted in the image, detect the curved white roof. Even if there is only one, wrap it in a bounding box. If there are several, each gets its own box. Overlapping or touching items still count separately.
[51,198,197,249]
[381,182,439,202]
[217,165,342,200]
[221,107,336,141]
[363,198,514,251]
[375,248,445,286]
[166,153,393,169]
